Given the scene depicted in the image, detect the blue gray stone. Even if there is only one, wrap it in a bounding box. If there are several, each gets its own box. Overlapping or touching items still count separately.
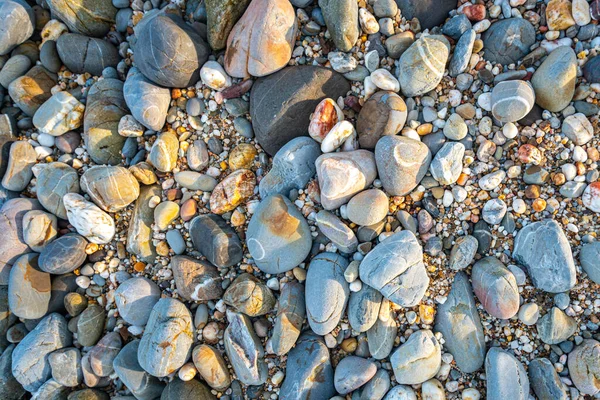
[360,369,390,400]
[224,311,267,386]
[442,14,471,40]
[348,284,382,333]
[536,307,577,345]
[485,347,530,400]
[449,29,475,77]
[318,0,358,51]
[529,358,568,400]
[36,162,80,220]
[0,0,34,56]
[315,210,358,253]
[472,256,520,319]
[579,241,600,284]
[56,34,119,76]
[123,67,170,131]
[113,340,165,400]
[172,255,223,302]
[48,347,82,387]
[189,213,243,268]
[367,299,397,360]
[271,281,305,356]
[483,18,536,65]
[88,332,122,377]
[77,305,105,347]
[39,233,87,274]
[0,345,26,400]
[334,356,377,395]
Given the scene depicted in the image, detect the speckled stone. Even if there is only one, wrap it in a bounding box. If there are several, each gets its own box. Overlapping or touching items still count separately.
[360,230,429,306]
[209,169,255,214]
[171,255,223,302]
[568,339,600,395]
[357,91,407,149]
[485,347,530,400]
[319,0,359,51]
[114,276,161,326]
[205,0,250,51]
[375,135,431,196]
[305,253,349,335]
[48,347,82,387]
[127,185,160,263]
[138,298,194,378]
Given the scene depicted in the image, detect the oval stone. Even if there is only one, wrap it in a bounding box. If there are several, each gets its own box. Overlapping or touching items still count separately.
[0,0,34,56]
[334,356,377,394]
[531,46,576,112]
[357,91,407,149]
[192,345,231,391]
[346,189,388,226]
[171,255,223,302]
[189,214,243,268]
[390,330,441,385]
[113,340,165,399]
[568,339,600,395]
[36,162,80,220]
[56,33,119,76]
[491,80,535,123]
[271,281,305,356]
[2,140,35,192]
[77,305,105,347]
[123,67,170,131]
[472,256,520,319]
[63,193,115,245]
[209,169,255,214]
[482,18,536,65]
[114,276,161,326]
[398,37,449,97]
[148,131,178,173]
[224,311,267,385]
[367,299,398,360]
[39,233,87,274]
[8,253,51,319]
[485,347,530,400]
[81,165,140,212]
[22,210,58,252]
[223,273,275,317]
[348,284,382,332]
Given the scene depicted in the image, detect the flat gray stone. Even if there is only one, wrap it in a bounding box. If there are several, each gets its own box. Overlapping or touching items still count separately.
[536,307,577,345]
[472,256,520,319]
[56,34,119,76]
[485,347,530,400]
[48,347,82,387]
[579,241,600,284]
[39,233,87,274]
[348,284,382,333]
[367,299,397,360]
[123,67,170,131]
[390,330,441,385]
[529,358,568,400]
[0,0,34,56]
[171,255,223,302]
[113,340,165,400]
[36,162,80,220]
[334,356,376,395]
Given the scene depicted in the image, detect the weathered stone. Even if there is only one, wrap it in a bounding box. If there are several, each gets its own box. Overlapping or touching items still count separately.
[546,0,576,31]
[56,34,119,76]
[64,193,115,245]
[2,140,35,191]
[360,230,429,306]
[483,18,536,65]
[0,55,31,88]
[357,91,407,149]
[471,256,520,319]
[247,194,312,274]
[189,213,243,268]
[224,311,267,385]
[562,113,594,146]
[485,347,530,400]
[138,298,194,378]
[250,66,350,155]
[47,0,116,37]
[149,131,178,173]
[395,0,457,29]
[205,0,250,51]
[491,80,535,123]
[568,339,600,395]
[512,219,577,293]
[192,344,231,391]
[390,330,441,385]
[348,284,382,333]
[529,358,568,400]
[123,67,170,131]
[31,378,69,400]
[113,340,165,400]
[160,378,215,400]
[271,281,305,356]
[39,233,87,274]
[0,0,34,56]
[11,313,71,392]
[84,78,127,165]
[224,0,296,78]
[319,0,359,51]
[315,210,358,253]
[0,345,26,400]
[398,37,449,97]
[306,253,349,335]
[77,305,105,347]
[135,12,209,87]
[36,162,79,220]
[114,276,161,326]
[89,332,121,377]
[536,307,577,345]
[334,356,377,394]
[171,255,223,302]
[129,162,157,185]
[127,185,160,263]
[223,273,275,317]
[209,169,255,214]
[81,166,140,212]
[8,66,57,117]
[531,46,576,112]
[186,140,209,171]
[430,142,465,185]
[22,210,58,252]
[48,347,82,387]
[367,299,397,360]
[448,235,477,270]
[8,253,50,319]
[279,333,335,399]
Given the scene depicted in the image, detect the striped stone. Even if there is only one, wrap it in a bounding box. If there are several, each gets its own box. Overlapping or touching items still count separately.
[491,80,535,123]
[398,37,449,97]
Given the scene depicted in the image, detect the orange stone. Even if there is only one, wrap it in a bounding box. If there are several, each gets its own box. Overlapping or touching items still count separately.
[180,199,198,222]
[546,0,576,30]
[209,169,256,214]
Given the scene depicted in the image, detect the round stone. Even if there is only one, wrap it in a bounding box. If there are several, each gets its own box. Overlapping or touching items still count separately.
[346,189,388,226]
[81,166,140,212]
[491,80,535,123]
[398,37,449,97]
[22,210,58,252]
[356,91,407,149]
[482,18,535,65]
[39,233,87,274]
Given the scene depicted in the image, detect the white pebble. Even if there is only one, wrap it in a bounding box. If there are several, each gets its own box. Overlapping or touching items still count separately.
[370,69,400,92]
[178,363,197,381]
[502,122,518,139]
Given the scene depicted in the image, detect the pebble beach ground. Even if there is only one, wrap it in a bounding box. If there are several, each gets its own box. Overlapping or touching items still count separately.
[0,0,600,399]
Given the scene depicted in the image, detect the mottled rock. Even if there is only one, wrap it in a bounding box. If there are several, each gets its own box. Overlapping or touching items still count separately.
[224,0,296,78]
[64,193,115,244]
[39,233,87,274]
[149,131,178,173]
[357,93,407,149]
[536,307,577,344]
[189,214,242,268]
[77,305,105,347]
[123,67,170,131]
[485,347,530,400]
[259,137,321,198]
[114,276,160,326]
[279,333,335,400]
[319,0,359,51]
[398,37,449,97]
[448,235,477,270]
[472,256,519,319]
[127,185,160,262]
[308,98,344,143]
[562,113,594,146]
[171,255,223,302]
[316,150,377,210]
[33,91,84,137]
[88,332,121,377]
[360,230,429,306]
[271,281,305,356]
[375,135,431,196]
[579,241,600,284]
[430,142,465,185]
[135,12,209,87]
[546,0,576,30]
[223,273,275,317]
[138,298,194,378]
[247,194,311,274]
[2,140,35,191]
[306,253,349,335]
[209,169,255,214]
[21,211,56,254]
[315,210,358,253]
[11,313,71,392]
[434,272,485,373]
[531,46,576,112]
[32,378,68,400]
[348,284,382,332]
[395,0,457,29]
[113,340,165,400]
[84,78,127,165]
[483,18,536,65]
[224,311,267,385]
[250,66,350,155]
[56,34,119,76]
[512,219,577,293]
[48,347,82,387]
[205,0,250,51]
[8,253,50,319]
[334,356,377,394]
[391,330,441,385]
[192,344,231,391]
[47,0,116,37]
[36,162,79,219]
[8,66,57,117]
[568,339,600,395]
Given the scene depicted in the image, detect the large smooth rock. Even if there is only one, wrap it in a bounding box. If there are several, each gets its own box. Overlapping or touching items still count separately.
[536,307,577,345]
[375,135,431,196]
[398,37,448,97]
[192,345,230,391]
[135,12,209,87]
[148,131,178,173]
[171,255,223,302]
[348,284,382,332]
[305,252,349,335]
[8,66,57,117]
[0,198,43,284]
[11,313,71,392]
[224,311,267,385]
[84,78,127,165]
[316,150,377,210]
[47,0,116,37]
[8,253,50,319]
[568,339,600,395]
[334,356,377,395]
[483,18,536,65]
[250,66,350,155]
[246,194,311,274]
[63,193,115,244]
[259,137,321,198]
[279,333,335,399]
[224,0,296,78]
[113,340,165,400]
[48,347,82,387]
[390,330,441,385]
[127,185,160,263]
[359,230,429,306]
[319,0,359,51]
[56,34,119,76]
[160,378,215,400]
[531,46,576,112]
[395,0,457,30]
[36,162,80,220]
[0,54,31,89]
[81,166,140,212]
[434,271,485,373]
[189,213,243,268]
[271,281,305,356]
[0,0,34,56]
[529,358,568,400]
[485,347,530,400]
[357,91,408,149]
[123,67,170,131]
[114,276,161,326]
[579,241,600,284]
[2,140,35,191]
[223,273,274,316]
[39,233,87,274]
[138,298,194,378]
[205,0,250,51]
[77,305,105,347]
[512,219,577,293]
[471,256,520,319]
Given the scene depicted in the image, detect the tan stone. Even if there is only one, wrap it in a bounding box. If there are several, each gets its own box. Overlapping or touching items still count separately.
[209,169,256,214]
[546,0,576,31]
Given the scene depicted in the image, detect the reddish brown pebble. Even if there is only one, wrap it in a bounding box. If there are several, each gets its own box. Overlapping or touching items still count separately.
[463,4,486,21]
[518,144,542,164]
[215,79,254,104]
[166,189,182,201]
[180,199,197,221]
